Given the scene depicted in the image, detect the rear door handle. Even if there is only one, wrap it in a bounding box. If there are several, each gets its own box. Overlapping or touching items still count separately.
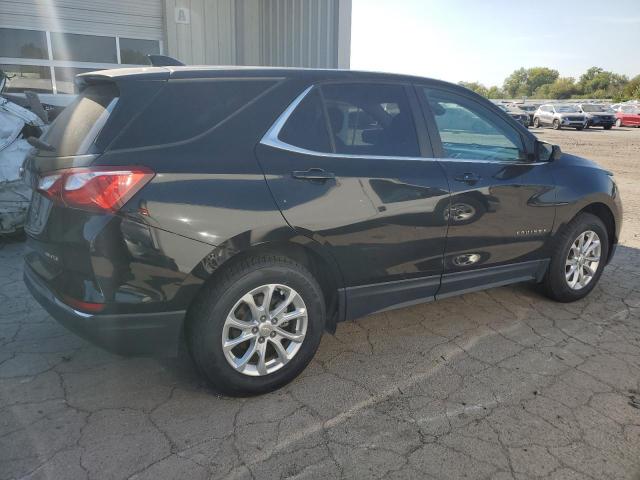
[454,172,481,183]
[292,168,335,181]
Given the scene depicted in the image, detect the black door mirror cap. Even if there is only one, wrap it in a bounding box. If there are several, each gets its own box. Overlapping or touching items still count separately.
[537,141,561,162]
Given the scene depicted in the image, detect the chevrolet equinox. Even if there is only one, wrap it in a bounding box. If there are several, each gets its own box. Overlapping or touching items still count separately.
[22,67,622,395]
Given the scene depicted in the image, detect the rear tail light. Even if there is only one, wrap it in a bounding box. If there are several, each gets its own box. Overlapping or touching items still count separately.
[36,166,154,213]
[61,294,105,313]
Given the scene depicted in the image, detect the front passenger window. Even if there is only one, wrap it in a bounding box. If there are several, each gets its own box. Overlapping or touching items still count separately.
[423,88,525,162]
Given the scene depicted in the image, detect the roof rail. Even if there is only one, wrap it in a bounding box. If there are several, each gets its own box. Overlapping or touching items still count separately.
[147,55,185,67]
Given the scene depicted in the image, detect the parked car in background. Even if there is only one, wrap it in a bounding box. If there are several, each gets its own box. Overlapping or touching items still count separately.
[613,104,640,127]
[576,104,616,129]
[509,103,538,126]
[533,104,586,130]
[22,67,622,395]
[497,104,529,128]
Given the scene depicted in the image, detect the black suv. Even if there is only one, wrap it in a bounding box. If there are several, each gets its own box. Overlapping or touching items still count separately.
[23,67,622,395]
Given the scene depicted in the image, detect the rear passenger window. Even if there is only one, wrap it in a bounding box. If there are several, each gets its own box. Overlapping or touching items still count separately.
[278,88,332,153]
[321,83,420,157]
[114,79,275,148]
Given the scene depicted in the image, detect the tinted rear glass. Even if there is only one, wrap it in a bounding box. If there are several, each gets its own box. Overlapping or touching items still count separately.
[322,83,420,157]
[40,83,119,156]
[279,89,332,153]
[113,79,276,148]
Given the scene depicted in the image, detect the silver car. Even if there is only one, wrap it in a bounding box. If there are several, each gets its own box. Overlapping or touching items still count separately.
[533,104,586,130]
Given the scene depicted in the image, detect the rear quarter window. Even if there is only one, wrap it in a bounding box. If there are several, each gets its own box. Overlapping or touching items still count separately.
[113,79,276,149]
[40,83,118,156]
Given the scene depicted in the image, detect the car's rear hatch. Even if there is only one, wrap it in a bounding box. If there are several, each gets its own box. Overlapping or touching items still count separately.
[23,70,167,310]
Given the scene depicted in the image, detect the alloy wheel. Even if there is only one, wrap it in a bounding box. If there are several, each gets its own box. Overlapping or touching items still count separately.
[565,230,601,290]
[222,284,308,376]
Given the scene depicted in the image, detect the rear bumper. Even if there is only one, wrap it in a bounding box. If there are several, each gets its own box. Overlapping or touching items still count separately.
[24,265,184,356]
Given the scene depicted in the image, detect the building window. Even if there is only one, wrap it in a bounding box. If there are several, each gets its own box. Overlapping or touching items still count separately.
[0,64,52,93]
[0,28,47,59]
[119,38,160,64]
[50,32,118,63]
[53,67,97,94]
[0,27,162,95]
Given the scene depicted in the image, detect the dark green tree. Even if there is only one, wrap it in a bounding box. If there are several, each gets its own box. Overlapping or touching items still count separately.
[578,67,628,98]
[534,77,577,99]
[503,67,559,98]
[458,81,488,97]
[622,74,640,100]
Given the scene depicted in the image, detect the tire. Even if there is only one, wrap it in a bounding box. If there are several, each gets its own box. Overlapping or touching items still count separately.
[186,255,326,396]
[541,213,609,303]
[552,119,561,130]
[615,119,622,127]
[604,125,612,130]
[584,123,589,129]
[575,126,583,131]
[533,117,540,128]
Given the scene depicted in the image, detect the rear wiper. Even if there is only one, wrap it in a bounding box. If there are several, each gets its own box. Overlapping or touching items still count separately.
[26,136,56,152]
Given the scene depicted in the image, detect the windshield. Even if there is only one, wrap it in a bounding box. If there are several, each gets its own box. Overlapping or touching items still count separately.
[581,104,612,112]
[555,105,580,113]
[519,105,537,111]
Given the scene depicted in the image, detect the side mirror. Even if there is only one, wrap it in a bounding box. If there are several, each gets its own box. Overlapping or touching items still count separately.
[537,141,561,162]
[429,102,446,116]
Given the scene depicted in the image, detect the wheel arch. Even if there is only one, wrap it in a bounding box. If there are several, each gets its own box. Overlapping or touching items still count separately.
[579,202,617,263]
[184,231,346,333]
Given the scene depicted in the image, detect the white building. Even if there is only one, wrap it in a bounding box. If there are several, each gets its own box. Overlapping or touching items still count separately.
[0,0,351,96]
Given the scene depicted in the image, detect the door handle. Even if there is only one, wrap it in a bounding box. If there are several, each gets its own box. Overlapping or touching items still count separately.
[454,172,481,183]
[291,168,335,181]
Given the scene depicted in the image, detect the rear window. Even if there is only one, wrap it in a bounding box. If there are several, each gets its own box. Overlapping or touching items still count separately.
[113,79,276,149]
[40,83,118,156]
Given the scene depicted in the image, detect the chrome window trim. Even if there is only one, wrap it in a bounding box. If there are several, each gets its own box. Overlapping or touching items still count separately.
[259,85,435,162]
[260,84,545,165]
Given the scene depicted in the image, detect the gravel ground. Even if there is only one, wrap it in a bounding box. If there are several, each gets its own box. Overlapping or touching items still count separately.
[1,127,639,480]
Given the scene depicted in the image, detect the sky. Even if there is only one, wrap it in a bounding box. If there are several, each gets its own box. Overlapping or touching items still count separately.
[351,0,640,86]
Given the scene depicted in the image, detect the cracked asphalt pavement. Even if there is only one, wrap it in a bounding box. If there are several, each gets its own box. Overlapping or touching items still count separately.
[2,127,640,480]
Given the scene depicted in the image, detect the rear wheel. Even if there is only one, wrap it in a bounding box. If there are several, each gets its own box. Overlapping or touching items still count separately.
[541,213,608,302]
[533,117,540,128]
[552,119,561,130]
[186,255,325,395]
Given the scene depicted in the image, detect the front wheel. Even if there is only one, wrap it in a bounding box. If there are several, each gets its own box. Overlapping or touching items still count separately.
[541,213,608,302]
[186,255,325,395]
[615,119,622,127]
[533,117,541,128]
[552,119,561,130]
